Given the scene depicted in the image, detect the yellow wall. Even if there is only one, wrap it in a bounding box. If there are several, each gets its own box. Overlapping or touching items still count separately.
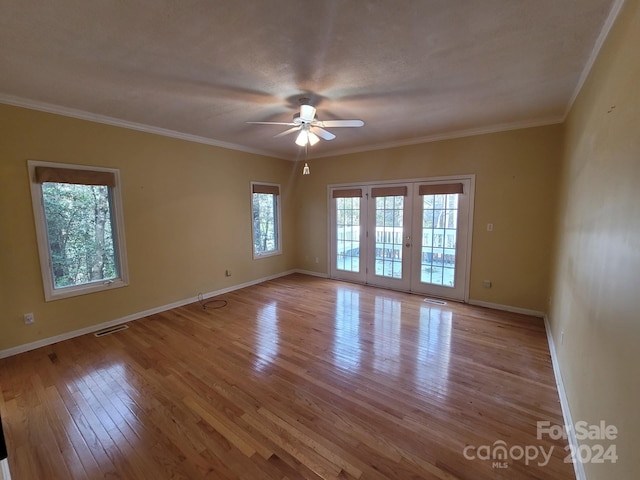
[294,126,563,311]
[548,0,640,478]
[0,104,562,352]
[0,104,296,351]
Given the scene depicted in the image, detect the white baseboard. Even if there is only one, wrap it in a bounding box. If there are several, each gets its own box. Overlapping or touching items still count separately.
[467,299,545,318]
[544,315,586,480]
[293,269,330,278]
[0,270,297,359]
[0,458,11,480]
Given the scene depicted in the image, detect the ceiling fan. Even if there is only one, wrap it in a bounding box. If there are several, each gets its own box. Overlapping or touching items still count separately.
[247,98,364,147]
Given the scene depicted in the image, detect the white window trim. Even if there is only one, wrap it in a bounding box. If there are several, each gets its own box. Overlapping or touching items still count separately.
[251,181,282,259]
[28,160,129,301]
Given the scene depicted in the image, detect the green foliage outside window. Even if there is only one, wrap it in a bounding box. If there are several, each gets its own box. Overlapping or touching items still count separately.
[42,182,118,288]
[252,192,278,255]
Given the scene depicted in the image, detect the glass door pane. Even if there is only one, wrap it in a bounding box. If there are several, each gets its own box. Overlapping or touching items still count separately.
[336,197,361,273]
[420,193,459,287]
[374,195,405,278]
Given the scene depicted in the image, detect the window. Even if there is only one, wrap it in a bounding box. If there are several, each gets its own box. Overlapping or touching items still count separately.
[251,182,281,258]
[28,161,129,301]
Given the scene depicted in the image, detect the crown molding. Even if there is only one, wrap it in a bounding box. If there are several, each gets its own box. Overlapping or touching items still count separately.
[0,93,289,160]
[0,94,569,162]
[563,0,626,120]
[307,116,564,160]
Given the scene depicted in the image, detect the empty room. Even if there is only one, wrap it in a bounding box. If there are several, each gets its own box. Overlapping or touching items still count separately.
[0,1,638,479]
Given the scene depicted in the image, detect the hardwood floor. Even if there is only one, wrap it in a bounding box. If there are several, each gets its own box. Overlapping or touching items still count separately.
[0,274,574,479]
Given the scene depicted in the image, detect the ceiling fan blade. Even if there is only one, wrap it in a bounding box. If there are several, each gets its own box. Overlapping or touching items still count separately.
[246,121,297,126]
[300,104,317,122]
[318,119,364,128]
[313,127,336,141]
[274,126,301,138]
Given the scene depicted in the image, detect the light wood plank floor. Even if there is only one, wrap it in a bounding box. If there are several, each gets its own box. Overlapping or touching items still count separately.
[0,274,574,479]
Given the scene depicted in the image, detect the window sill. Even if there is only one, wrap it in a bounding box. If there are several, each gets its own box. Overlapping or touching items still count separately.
[252,251,282,260]
[44,278,128,302]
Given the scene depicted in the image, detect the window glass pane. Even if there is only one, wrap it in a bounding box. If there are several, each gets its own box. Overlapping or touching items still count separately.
[252,192,279,255]
[336,197,360,272]
[42,183,118,289]
[374,195,404,279]
[420,193,459,287]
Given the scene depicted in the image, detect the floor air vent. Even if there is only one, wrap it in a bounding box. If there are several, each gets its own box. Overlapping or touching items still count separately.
[94,324,129,337]
[423,298,447,305]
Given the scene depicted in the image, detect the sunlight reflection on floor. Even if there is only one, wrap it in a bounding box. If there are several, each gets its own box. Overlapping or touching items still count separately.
[254,301,279,371]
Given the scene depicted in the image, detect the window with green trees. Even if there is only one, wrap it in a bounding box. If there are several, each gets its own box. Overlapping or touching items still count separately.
[29,161,129,301]
[251,183,281,258]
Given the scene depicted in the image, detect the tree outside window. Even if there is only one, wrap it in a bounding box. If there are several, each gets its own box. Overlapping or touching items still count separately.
[42,183,118,287]
[251,183,281,258]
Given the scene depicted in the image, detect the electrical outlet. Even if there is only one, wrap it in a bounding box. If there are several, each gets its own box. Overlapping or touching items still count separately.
[24,312,35,324]
[225,269,232,277]
[315,257,319,264]
[487,223,494,232]
[482,280,492,288]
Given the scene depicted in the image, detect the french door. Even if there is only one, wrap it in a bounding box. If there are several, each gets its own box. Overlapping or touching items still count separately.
[330,177,473,301]
[365,184,413,291]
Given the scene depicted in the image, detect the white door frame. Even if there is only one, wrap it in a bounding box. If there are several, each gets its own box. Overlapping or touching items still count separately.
[328,175,475,302]
[410,177,474,302]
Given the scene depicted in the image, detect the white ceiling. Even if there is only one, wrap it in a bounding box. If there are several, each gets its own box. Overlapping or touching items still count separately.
[0,0,621,160]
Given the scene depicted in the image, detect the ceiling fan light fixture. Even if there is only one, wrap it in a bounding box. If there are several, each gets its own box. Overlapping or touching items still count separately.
[295,129,309,146]
[308,131,320,146]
